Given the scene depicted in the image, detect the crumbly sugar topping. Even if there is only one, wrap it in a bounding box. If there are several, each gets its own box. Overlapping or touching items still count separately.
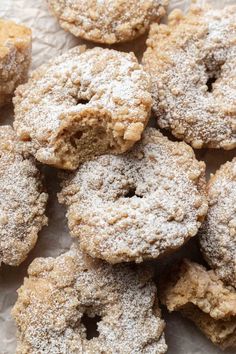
[12,244,167,354]
[59,128,208,263]
[13,46,152,170]
[200,158,236,288]
[143,5,236,149]
[0,19,32,107]
[0,126,48,266]
[47,0,168,44]
[159,259,236,349]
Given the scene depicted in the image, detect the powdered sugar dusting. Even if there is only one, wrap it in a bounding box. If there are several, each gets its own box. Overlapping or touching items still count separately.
[159,259,236,349]
[12,244,167,354]
[0,19,31,107]
[47,0,168,44]
[143,5,236,149]
[200,158,236,288]
[13,46,152,169]
[0,126,48,266]
[59,128,208,264]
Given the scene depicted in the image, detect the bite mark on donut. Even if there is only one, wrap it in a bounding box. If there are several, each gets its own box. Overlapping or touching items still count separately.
[14,47,152,169]
[53,110,122,170]
[52,106,141,170]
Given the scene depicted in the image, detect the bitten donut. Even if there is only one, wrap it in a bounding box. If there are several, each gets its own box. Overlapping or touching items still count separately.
[0,19,31,107]
[58,128,208,264]
[200,158,236,288]
[47,0,168,44]
[13,46,152,170]
[143,5,236,149]
[0,126,48,267]
[159,259,236,349]
[12,244,167,354]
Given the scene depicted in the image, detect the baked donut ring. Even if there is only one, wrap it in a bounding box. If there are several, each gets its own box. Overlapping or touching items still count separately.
[159,259,236,349]
[0,126,48,267]
[13,46,152,170]
[143,5,236,149]
[0,19,31,107]
[58,128,208,264]
[47,0,168,44]
[12,244,167,354]
[200,158,236,288]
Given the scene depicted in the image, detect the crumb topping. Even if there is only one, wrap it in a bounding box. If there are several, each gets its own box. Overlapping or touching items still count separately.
[47,0,168,44]
[159,259,236,349]
[14,46,152,170]
[200,158,236,288]
[143,5,236,149]
[0,19,31,107]
[59,128,208,263]
[0,126,48,266]
[12,244,167,354]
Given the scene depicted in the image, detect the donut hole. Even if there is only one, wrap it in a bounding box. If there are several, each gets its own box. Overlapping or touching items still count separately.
[81,313,101,340]
[76,98,90,105]
[124,186,143,198]
[205,59,225,93]
[206,76,217,92]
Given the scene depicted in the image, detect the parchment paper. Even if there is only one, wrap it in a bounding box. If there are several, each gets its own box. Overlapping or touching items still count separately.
[0,1,235,353]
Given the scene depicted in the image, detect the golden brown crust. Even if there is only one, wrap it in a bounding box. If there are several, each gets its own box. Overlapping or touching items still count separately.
[47,0,168,44]
[0,19,32,107]
[13,46,152,170]
[143,5,236,149]
[12,244,167,354]
[159,259,236,349]
[200,158,236,288]
[58,128,208,264]
[0,125,48,266]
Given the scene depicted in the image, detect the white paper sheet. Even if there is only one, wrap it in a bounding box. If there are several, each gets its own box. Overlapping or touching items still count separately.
[0,1,235,353]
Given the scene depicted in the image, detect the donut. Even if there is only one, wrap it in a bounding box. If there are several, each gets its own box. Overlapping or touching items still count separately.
[0,126,48,267]
[159,259,236,349]
[0,19,32,107]
[12,244,167,354]
[13,46,152,170]
[47,0,168,44]
[58,128,208,264]
[143,5,236,149]
[200,158,236,288]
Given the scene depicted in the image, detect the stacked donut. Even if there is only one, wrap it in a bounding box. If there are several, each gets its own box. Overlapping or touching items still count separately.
[0,1,235,353]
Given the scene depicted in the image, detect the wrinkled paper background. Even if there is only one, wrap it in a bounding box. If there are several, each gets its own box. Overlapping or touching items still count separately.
[0,1,235,353]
